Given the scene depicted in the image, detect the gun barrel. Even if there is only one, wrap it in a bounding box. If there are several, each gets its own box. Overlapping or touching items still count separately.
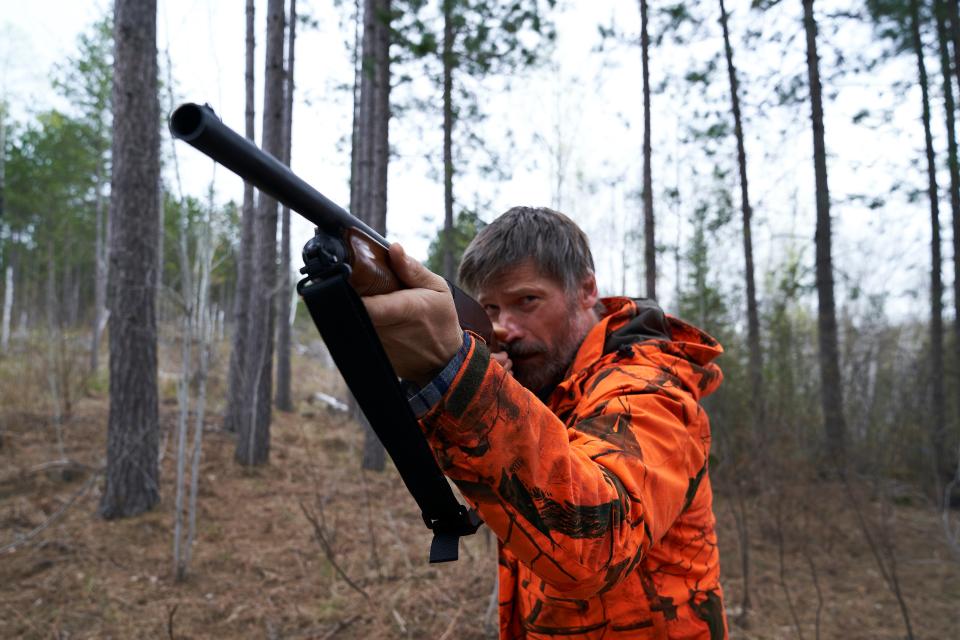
[169,102,388,248]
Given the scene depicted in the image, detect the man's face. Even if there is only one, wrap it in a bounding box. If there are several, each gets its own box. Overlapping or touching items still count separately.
[477,260,599,396]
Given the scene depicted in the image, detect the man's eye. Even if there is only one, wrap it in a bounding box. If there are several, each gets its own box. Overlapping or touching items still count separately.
[520,296,538,306]
[484,305,499,315]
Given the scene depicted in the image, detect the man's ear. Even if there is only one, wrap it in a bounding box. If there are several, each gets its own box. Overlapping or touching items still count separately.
[578,273,599,310]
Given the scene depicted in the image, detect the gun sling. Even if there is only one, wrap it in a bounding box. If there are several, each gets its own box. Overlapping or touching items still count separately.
[297,241,481,563]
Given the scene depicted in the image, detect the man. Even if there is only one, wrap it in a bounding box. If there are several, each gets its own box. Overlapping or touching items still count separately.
[364,207,726,639]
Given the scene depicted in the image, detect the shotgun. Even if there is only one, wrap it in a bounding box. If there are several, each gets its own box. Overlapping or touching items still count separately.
[169,102,486,562]
[168,102,493,342]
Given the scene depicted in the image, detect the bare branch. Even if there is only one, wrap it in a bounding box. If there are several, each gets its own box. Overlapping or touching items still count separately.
[0,469,102,554]
[299,500,369,599]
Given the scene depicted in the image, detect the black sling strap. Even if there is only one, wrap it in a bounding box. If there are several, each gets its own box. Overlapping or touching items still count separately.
[296,236,481,563]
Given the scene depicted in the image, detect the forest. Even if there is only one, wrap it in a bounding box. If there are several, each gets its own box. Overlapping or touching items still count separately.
[1,0,959,638]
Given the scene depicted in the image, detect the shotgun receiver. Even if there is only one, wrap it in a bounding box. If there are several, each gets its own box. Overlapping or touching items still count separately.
[168,102,493,342]
[169,102,486,562]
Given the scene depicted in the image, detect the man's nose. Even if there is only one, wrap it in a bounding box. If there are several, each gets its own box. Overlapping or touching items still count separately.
[493,314,524,344]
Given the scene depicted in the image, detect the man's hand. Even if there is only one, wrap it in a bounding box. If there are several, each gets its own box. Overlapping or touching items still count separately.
[491,351,513,376]
[362,243,464,386]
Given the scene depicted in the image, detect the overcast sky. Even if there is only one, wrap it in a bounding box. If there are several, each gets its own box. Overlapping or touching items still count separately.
[1,0,944,320]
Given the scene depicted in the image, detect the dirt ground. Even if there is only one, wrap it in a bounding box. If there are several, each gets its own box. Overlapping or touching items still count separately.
[1,344,958,639]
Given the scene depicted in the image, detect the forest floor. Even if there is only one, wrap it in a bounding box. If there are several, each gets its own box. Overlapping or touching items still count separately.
[1,337,958,639]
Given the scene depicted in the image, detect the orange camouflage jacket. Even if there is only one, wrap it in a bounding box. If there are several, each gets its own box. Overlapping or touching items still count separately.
[419,297,726,639]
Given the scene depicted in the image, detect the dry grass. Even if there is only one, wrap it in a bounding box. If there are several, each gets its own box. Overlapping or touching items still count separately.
[1,337,958,639]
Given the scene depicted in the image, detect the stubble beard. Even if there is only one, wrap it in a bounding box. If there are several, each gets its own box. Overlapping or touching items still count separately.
[507,317,588,398]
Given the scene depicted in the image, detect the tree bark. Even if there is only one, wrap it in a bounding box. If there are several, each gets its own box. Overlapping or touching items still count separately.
[0,102,4,223]
[639,0,656,300]
[99,0,161,518]
[371,0,390,238]
[352,0,391,471]
[174,182,216,581]
[90,159,108,373]
[355,0,376,226]
[275,0,297,412]
[940,0,960,479]
[0,107,8,352]
[802,0,847,465]
[235,0,285,466]
[0,110,9,353]
[442,0,456,282]
[911,0,946,483]
[720,0,763,436]
[224,0,257,433]
[1,265,11,351]
[719,0,757,622]
[349,0,363,218]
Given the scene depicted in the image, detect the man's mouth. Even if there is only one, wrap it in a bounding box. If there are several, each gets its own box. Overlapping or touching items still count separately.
[506,343,547,362]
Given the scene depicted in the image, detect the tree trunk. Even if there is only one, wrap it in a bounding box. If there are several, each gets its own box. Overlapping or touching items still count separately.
[99,0,161,519]
[90,158,108,373]
[275,0,297,412]
[1,265,11,351]
[346,0,368,458]
[174,184,216,581]
[802,0,847,465]
[719,0,757,622]
[45,251,67,458]
[352,0,391,471]
[371,0,390,238]
[172,252,193,580]
[235,0,285,466]
[639,0,656,300]
[0,102,4,223]
[719,0,763,437]
[349,0,363,218]
[171,142,197,580]
[184,278,211,574]
[224,0,257,433]
[1,113,9,351]
[911,0,946,483]
[442,0,456,282]
[0,107,7,352]
[940,0,960,480]
[355,0,376,226]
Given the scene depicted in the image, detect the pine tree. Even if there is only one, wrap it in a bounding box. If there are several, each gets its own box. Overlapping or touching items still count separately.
[99,0,161,518]
[639,0,656,299]
[352,0,392,471]
[908,0,946,483]
[803,0,847,465]
[719,0,764,435]
[224,0,257,434]
[275,0,297,413]
[235,0,285,466]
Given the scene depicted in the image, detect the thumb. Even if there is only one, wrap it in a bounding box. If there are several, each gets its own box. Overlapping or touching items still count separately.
[388,243,447,292]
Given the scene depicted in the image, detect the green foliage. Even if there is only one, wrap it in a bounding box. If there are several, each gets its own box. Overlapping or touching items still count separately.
[424,208,485,278]
[865,0,915,54]
[5,110,100,248]
[52,14,113,139]
[393,0,557,181]
[677,170,732,339]
[0,14,114,328]
[451,0,556,75]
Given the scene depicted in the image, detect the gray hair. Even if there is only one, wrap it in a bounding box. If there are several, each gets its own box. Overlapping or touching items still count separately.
[458,206,595,295]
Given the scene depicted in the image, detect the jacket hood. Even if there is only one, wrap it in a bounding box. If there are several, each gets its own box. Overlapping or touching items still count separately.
[566,297,724,400]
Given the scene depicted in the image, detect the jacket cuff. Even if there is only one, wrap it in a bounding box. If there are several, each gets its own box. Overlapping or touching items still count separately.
[406,332,474,418]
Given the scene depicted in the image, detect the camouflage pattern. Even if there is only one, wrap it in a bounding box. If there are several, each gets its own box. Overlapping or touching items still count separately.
[420,298,727,639]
